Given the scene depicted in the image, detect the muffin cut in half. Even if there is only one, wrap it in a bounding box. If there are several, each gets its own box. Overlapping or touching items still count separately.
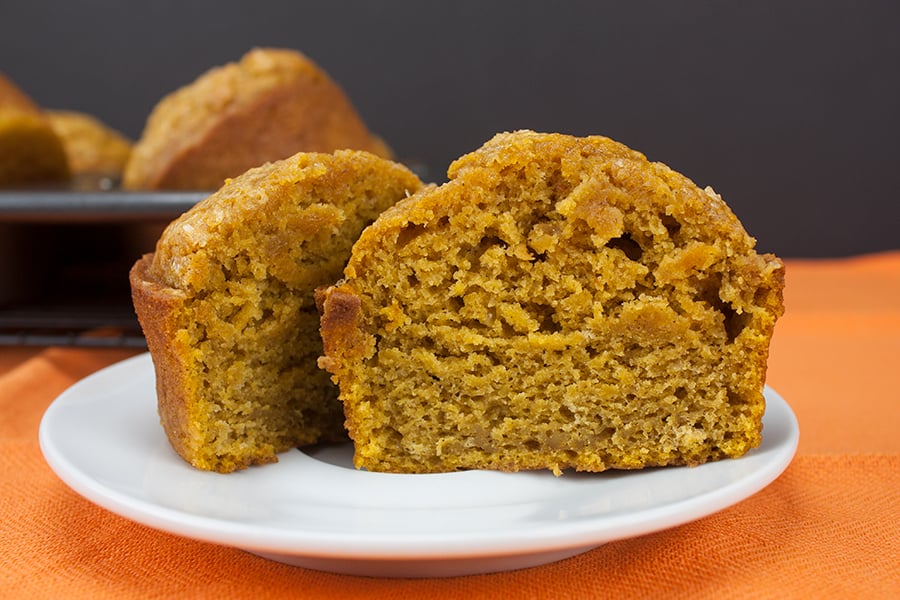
[131,150,423,472]
[318,130,785,474]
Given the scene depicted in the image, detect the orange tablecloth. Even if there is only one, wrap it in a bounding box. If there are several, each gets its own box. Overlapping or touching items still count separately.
[2,252,899,599]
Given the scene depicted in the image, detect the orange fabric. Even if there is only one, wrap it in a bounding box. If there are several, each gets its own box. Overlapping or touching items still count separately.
[2,253,899,599]
[0,346,42,377]
[767,252,900,455]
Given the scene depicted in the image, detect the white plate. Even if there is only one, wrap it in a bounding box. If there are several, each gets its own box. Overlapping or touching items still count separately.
[39,353,798,578]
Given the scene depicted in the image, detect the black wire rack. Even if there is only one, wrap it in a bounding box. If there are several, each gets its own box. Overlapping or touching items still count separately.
[0,305,147,348]
[0,183,204,350]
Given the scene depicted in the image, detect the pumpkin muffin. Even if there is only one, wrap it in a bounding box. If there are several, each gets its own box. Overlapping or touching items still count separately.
[130,150,423,472]
[123,48,393,190]
[0,72,69,185]
[318,130,785,474]
[46,110,132,177]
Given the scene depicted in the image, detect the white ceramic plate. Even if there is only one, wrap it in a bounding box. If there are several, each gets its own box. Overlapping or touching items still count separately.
[39,353,798,578]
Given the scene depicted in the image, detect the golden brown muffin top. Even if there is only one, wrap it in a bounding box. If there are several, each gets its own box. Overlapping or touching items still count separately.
[123,48,392,190]
[348,130,768,286]
[137,48,320,152]
[148,148,423,295]
[46,110,132,175]
[0,72,71,185]
[0,71,40,113]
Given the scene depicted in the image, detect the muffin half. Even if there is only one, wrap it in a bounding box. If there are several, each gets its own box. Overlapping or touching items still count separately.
[319,131,784,474]
[131,150,422,472]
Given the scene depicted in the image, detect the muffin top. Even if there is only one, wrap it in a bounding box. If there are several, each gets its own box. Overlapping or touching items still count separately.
[148,148,423,296]
[0,72,70,184]
[46,110,132,175]
[123,48,392,189]
[348,130,775,300]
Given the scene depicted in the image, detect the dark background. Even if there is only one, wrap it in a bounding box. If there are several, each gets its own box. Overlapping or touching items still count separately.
[2,0,898,258]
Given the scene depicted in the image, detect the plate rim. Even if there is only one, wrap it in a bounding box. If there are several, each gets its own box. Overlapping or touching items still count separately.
[39,352,800,562]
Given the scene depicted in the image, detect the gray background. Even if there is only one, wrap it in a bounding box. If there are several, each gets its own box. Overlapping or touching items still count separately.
[2,0,898,258]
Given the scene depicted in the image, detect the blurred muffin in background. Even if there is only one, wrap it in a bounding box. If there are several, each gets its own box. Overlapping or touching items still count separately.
[123,47,393,190]
[0,71,41,113]
[0,72,69,185]
[46,110,132,179]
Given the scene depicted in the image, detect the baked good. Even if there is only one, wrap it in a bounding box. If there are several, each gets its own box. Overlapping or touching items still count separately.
[0,72,69,185]
[318,130,785,474]
[46,110,132,177]
[0,71,42,112]
[130,150,423,472]
[123,48,393,190]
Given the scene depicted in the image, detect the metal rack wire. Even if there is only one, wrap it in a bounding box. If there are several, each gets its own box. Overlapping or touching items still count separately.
[0,185,203,350]
[0,306,147,348]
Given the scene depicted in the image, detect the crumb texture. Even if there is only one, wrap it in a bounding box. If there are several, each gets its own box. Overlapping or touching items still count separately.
[320,130,785,474]
[131,150,422,472]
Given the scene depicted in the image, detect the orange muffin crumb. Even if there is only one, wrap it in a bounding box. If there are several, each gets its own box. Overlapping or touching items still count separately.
[131,150,423,472]
[319,131,785,474]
